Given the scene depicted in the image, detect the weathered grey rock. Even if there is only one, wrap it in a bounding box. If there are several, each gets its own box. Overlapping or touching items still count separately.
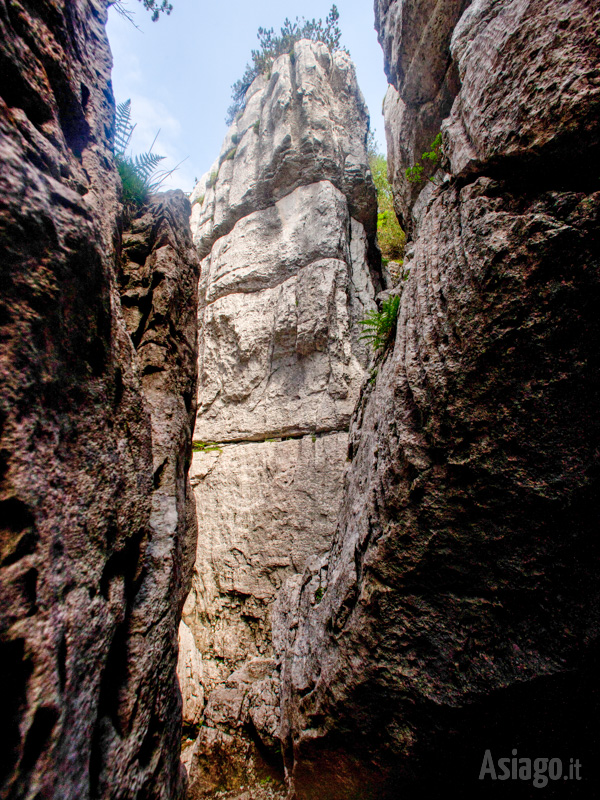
[375,0,469,232]
[181,39,381,796]
[182,655,283,798]
[442,0,600,177]
[0,2,199,798]
[195,183,375,443]
[181,433,349,741]
[190,40,377,262]
[178,620,205,727]
[276,1,600,797]
[98,190,200,798]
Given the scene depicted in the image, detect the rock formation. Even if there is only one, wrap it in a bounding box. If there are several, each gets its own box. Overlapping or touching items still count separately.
[275,1,600,797]
[0,2,199,798]
[179,40,382,795]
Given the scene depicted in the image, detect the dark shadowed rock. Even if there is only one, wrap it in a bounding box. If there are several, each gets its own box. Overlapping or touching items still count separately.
[275,1,600,797]
[0,2,199,798]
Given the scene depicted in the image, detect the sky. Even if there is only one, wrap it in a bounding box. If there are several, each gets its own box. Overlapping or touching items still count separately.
[106,0,390,192]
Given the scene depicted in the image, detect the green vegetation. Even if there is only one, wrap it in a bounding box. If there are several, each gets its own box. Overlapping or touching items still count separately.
[405,133,443,185]
[112,0,172,24]
[114,99,180,219]
[206,170,218,189]
[226,5,344,124]
[315,587,324,603]
[358,294,401,352]
[368,132,405,263]
[138,0,172,20]
[192,441,223,453]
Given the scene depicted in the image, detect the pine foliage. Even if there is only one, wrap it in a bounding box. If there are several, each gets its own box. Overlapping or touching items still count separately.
[112,0,172,24]
[226,5,344,125]
[139,0,172,21]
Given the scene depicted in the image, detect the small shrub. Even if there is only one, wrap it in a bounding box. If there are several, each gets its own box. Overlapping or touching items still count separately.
[253,120,260,134]
[116,155,149,211]
[114,99,181,220]
[358,294,400,352]
[377,209,405,261]
[224,146,237,161]
[206,170,218,189]
[405,133,442,185]
[405,163,424,185]
[315,587,324,603]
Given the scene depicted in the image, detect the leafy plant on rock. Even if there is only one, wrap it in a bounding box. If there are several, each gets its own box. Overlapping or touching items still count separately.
[226,5,345,124]
[358,294,401,353]
[192,441,223,454]
[114,99,179,219]
[405,133,443,185]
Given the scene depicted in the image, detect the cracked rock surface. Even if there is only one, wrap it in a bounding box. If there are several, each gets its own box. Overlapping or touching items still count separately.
[275,1,600,798]
[0,2,199,798]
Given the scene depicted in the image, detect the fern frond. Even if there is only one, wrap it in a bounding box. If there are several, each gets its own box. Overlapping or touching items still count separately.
[132,152,165,180]
[358,295,400,352]
[115,99,135,155]
[116,99,131,128]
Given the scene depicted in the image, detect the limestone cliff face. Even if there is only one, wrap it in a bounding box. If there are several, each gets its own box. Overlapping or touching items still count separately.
[0,3,199,798]
[276,2,600,797]
[179,40,381,795]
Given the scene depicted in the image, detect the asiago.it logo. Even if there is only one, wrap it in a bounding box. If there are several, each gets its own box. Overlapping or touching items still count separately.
[479,749,582,788]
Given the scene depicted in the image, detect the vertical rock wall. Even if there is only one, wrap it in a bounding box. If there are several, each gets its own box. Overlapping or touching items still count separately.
[0,2,199,798]
[275,1,600,797]
[179,40,382,795]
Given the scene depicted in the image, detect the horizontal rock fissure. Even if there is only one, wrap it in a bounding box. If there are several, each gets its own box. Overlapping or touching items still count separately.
[193,428,351,449]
